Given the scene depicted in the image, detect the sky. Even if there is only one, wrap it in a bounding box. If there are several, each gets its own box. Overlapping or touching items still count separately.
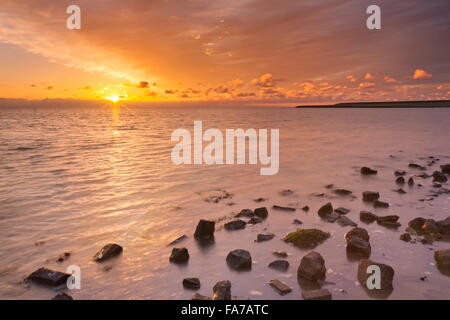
[0,0,449,105]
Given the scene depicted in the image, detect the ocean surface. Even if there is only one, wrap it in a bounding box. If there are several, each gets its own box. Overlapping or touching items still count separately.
[0,104,449,300]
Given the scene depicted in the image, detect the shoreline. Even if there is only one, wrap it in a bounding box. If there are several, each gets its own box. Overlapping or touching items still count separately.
[296,100,450,108]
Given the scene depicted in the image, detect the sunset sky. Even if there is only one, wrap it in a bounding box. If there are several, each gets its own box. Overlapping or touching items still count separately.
[0,0,449,105]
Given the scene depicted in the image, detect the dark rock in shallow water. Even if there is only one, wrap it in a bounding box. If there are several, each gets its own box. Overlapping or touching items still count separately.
[318,202,333,218]
[394,188,406,194]
[168,235,187,246]
[377,215,399,222]
[191,293,212,300]
[396,177,405,185]
[422,219,439,235]
[360,211,377,223]
[169,247,189,264]
[26,268,70,287]
[361,167,377,175]
[433,171,448,183]
[183,278,200,290]
[362,191,380,202]
[345,227,371,259]
[51,292,73,300]
[248,216,263,225]
[236,209,254,218]
[302,288,332,300]
[273,251,288,258]
[268,279,292,295]
[297,251,326,282]
[226,249,252,270]
[93,243,123,262]
[373,200,389,208]
[293,219,303,225]
[417,173,430,179]
[327,211,340,223]
[194,219,215,241]
[283,229,330,249]
[254,198,266,203]
[273,205,296,212]
[302,205,310,212]
[377,216,400,228]
[345,227,370,242]
[434,249,450,275]
[224,219,246,230]
[395,170,406,177]
[256,233,275,242]
[254,207,268,219]
[337,216,357,227]
[437,217,450,235]
[268,260,289,272]
[335,207,350,215]
[213,280,231,300]
[408,217,426,232]
[408,177,414,186]
[358,259,394,294]
[334,189,352,196]
[441,164,450,174]
[409,163,426,170]
[400,233,412,242]
[280,189,294,196]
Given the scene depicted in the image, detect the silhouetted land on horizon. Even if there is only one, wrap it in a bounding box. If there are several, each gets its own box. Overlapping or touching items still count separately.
[296,100,450,108]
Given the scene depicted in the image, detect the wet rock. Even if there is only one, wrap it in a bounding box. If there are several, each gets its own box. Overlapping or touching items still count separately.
[93,243,123,262]
[256,233,275,242]
[334,189,352,196]
[268,279,292,295]
[169,247,189,264]
[168,235,187,246]
[335,207,350,215]
[377,215,399,223]
[302,205,310,212]
[203,189,233,203]
[434,249,450,274]
[337,216,357,227]
[441,164,450,174]
[377,215,401,228]
[248,217,263,225]
[345,227,370,242]
[51,292,73,300]
[409,163,426,170]
[293,219,303,225]
[297,251,326,282]
[394,188,406,194]
[302,288,332,300]
[183,278,200,290]
[56,252,71,263]
[273,205,296,212]
[235,209,254,218]
[358,259,394,294]
[283,229,330,249]
[361,167,378,175]
[433,171,448,183]
[345,227,371,258]
[395,170,406,176]
[26,268,70,287]
[400,233,412,242]
[318,202,333,218]
[417,173,430,179]
[213,280,231,300]
[226,249,252,270]
[437,217,450,235]
[422,219,439,235]
[373,200,389,208]
[191,293,212,300]
[360,211,377,223]
[408,177,414,186]
[396,177,405,185]
[273,251,288,258]
[224,219,246,230]
[408,217,426,232]
[254,198,266,203]
[254,207,269,219]
[362,191,380,202]
[194,219,215,241]
[327,211,340,223]
[268,260,289,272]
[325,184,334,189]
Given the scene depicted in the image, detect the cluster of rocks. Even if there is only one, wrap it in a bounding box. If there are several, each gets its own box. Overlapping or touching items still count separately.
[317,202,357,227]
[401,216,450,244]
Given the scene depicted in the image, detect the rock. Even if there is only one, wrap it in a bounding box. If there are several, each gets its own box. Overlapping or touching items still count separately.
[183,278,200,290]
[400,233,412,242]
[377,215,399,223]
[433,171,448,183]
[318,202,333,218]
[293,219,303,225]
[325,184,334,189]
[358,259,394,292]
[302,288,332,300]
[373,200,389,208]
[93,243,123,262]
[409,163,426,170]
[268,260,289,272]
[327,211,340,223]
[362,191,380,202]
[377,215,401,228]
[345,227,370,242]
[213,280,231,300]
[236,209,254,218]
[273,205,296,212]
[283,229,330,249]
[280,189,295,196]
[248,217,263,225]
[334,189,352,196]
[297,251,326,282]
[360,211,378,223]
[441,164,450,174]
[191,293,212,300]
[226,249,252,270]
[346,237,371,258]
[254,198,266,202]
[408,177,414,186]
[254,207,269,219]
[169,247,189,264]
[434,249,450,273]
[256,233,275,242]
[395,170,406,176]
[417,173,430,179]
[273,251,288,258]
[394,188,406,194]
[408,217,426,232]
[168,235,187,246]
[361,167,378,175]
[396,177,405,185]
[437,217,450,235]
[51,292,73,300]
[268,279,292,295]
[337,216,357,227]
[302,205,310,212]
[335,207,350,215]
[422,219,439,235]
[194,219,215,241]
[224,219,246,230]
[26,268,70,287]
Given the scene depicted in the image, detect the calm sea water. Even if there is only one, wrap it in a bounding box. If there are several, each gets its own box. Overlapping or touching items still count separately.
[0,105,449,300]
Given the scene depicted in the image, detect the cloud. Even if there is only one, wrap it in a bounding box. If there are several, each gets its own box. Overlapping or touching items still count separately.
[413,69,432,79]
[346,75,356,82]
[384,76,396,83]
[365,73,375,80]
[252,74,276,88]
[137,81,150,88]
[359,82,375,88]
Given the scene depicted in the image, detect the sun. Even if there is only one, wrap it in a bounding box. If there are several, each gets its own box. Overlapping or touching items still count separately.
[106,95,121,103]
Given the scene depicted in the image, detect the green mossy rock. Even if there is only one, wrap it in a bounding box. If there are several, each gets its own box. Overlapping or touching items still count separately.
[283,229,330,248]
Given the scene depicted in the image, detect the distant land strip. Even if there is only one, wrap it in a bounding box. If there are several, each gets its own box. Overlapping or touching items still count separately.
[296,100,450,108]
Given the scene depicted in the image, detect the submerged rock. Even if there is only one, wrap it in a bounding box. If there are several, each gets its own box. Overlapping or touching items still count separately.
[373,200,389,208]
[409,163,426,170]
[335,207,350,215]
[334,189,352,196]
[293,219,303,225]
[362,191,380,202]
[93,243,123,262]
[302,288,332,300]
[394,188,407,194]
[248,217,264,225]
[224,219,246,230]
[441,164,450,174]
[226,249,252,270]
[51,292,73,300]
[194,219,215,241]
[283,229,330,249]
[191,293,212,300]
[268,279,292,295]
[358,259,394,293]
[318,202,333,218]
[361,167,378,175]
[26,268,70,287]
[268,260,289,272]
[434,249,450,274]
[396,177,405,185]
[183,278,200,290]
[400,233,412,242]
[408,217,426,232]
[297,251,326,282]
[394,170,406,176]
[169,247,190,264]
[235,209,254,218]
[273,251,288,258]
[280,189,295,196]
[326,211,340,223]
[254,207,269,219]
[213,280,231,300]
[437,217,450,235]
[360,211,377,223]
[273,205,296,212]
[433,171,448,183]
[256,233,275,242]
[337,216,357,227]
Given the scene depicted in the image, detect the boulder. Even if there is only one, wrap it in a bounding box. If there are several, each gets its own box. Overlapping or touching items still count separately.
[408,217,426,232]
[345,227,371,258]
[396,177,405,185]
[318,202,333,218]
[226,249,252,270]
[434,249,450,274]
[335,207,350,215]
[361,167,377,175]
[169,247,189,264]
[301,288,332,300]
[213,280,231,300]
[183,278,200,290]
[433,171,448,183]
[51,292,73,300]
[297,251,326,282]
[268,279,292,295]
[360,211,377,223]
[345,227,370,242]
[256,233,275,242]
[224,219,246,230]
[26,268,70,287]
[254,207,269,219]
[191,293,212,300]
[248,217,263,225]
[441,164,450,174]
[422,219,439,235]
[283,229,330,249]
[194,219,215,241]
[362,191,380,202]
[373,200,389,208]
[400,233,412,242]
[268,260,289,272]
[337,216,357,227]
[93,243,123,262]
[437,217,450,235]
[358,259,394,292]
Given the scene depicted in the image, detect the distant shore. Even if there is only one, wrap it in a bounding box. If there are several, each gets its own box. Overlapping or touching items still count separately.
[296,100,450,108]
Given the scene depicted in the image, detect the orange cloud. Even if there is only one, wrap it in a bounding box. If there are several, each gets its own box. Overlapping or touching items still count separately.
[346,75,356,82]
[384,76,396,83]
[413,69,432,79]
[365,73,375,80]
[252,74,276,88]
